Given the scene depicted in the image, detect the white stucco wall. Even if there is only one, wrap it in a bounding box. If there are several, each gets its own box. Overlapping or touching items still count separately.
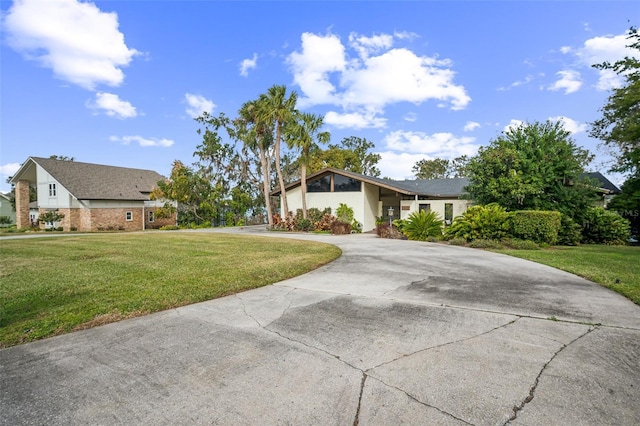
[283,184,378,230]
[400,198,472,222]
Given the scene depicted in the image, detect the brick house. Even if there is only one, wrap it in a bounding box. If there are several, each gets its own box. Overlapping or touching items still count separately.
[10,157,177,231]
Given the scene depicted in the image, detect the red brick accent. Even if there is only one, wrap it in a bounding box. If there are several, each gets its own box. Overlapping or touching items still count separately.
[15,180,30,229]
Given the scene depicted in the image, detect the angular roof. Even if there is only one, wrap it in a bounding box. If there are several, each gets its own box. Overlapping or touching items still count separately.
[272,167,469,197]
[580,172,621,194]
[10,157,166,201]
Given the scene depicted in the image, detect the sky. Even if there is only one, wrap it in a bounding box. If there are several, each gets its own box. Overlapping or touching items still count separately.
[1,0,638,193]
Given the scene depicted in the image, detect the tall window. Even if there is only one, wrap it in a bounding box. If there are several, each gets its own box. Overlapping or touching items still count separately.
[445,203,453,225]
[148,211,154,222]
[307,175,331,192]
[126,211,133,221]
[334,175,361,192]
[49,183,56,197]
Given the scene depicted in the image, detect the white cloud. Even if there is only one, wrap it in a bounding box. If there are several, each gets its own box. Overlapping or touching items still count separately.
[0,163,21,182]
[3,0,139,90]
[287,31,470,120]
[239,53,258,77]
[575,31,638,90]
[324,110,386,129]
[377,151,427,180]
[560,46,572,54]
[503,119,524,133]
[110,135,174,147]
[383,130,479,158]
[348,32,394,59]
[548,70,582,94]
[184,93,215,119]
[463,121,481,132]
[404,112,417,122]
[89,92,137,118]
[548,116,588,134]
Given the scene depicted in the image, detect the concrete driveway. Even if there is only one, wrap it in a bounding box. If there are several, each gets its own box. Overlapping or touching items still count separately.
[1,228,639,425]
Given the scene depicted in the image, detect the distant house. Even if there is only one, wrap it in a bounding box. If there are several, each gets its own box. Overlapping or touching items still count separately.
[271,168,472,232]
[581,172,621,207]
[9,157,177,231]
[0,193,16,225]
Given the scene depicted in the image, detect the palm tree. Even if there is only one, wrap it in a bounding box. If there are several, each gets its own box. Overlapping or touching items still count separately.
[258,85,298,216]
[237,100,275,228]
[286,112,330,218]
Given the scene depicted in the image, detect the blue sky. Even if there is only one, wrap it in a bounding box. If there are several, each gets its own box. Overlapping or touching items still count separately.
[1,0,638,193]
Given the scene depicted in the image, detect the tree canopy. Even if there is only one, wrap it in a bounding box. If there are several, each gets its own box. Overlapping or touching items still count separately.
[308,136,381,177]
[465,120,598,219]
[589,27,640,175]
[412,156,469,179]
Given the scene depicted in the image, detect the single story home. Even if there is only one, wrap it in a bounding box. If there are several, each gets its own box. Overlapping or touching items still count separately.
[581,172,621,207]
[0,193,16,225]
[271,168,472,232]
[10,156,177,232]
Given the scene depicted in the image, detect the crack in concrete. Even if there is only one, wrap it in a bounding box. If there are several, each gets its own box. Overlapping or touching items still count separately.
[353,372,367,426]
[503,325,598,425]
[367,376,476,425]
[234,294,262,328]
[370,317,521,371]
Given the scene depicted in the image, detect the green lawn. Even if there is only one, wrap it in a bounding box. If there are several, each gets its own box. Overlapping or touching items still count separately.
[493,245,640,305]
[0,232,341,348]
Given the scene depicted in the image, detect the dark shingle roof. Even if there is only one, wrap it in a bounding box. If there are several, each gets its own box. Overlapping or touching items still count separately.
[273,167,469,197]
[580,172,621,194]
[31,157,166,201]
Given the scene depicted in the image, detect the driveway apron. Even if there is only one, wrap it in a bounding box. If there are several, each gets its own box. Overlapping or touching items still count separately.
[1,228,639,425]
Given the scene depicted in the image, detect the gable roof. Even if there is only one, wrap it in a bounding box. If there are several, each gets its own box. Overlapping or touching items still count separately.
[580,172,621,194]
[10,157,166,201]
[272,167,469,197]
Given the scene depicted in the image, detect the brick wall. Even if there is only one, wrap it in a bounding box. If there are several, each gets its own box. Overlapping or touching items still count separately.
[15,180,30,229]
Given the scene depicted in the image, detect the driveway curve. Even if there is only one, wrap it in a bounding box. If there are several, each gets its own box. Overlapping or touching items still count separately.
[2,228,639,425]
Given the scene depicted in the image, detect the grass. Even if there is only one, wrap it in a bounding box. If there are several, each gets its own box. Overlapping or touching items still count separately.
[493,244,640,305]
[0,232,341,348]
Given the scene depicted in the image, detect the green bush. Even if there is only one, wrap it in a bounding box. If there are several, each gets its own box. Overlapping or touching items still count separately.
[581,207,631,245]
[296,218,312,232]
[336,203,354,223]
[509,210,561,244]
[160,225,180,230]
[504,239,540,250]
[468,239,504,249]
[557,214,581,246]
[401,210,444,241]
[444,203,511,241]
[448,237,467,246]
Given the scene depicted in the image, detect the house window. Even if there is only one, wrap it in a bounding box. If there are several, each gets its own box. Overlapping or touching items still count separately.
[334,174,361,192]
[148,211,154,223]
[126,211,133,221]
[49,183,56,197]
[445,203,453,225]
[419,204,431,213]
[307,175,331,192]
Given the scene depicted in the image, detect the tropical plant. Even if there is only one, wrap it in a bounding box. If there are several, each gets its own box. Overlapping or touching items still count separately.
[335,203,355,223]
[401,210,444,241]
[581,207,631,245]
[258,85,298,215]
[286,112,330,218]
[444,203,511,241]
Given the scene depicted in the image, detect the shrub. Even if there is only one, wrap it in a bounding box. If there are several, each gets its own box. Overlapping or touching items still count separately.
[160,225,180,230]
[509,210,561,244]
[448,238,467,246]
[336,203,355,223]
[376,223,404,239]
[444,203,511,241]
[557,214,581,246]
[468,239,504,249]
[401,210,444,241]
[581,207,631,245]
[331,220,352,235]
[314,213,336,231]
[296,218,312,232]
[504,238,540,250]
[351,220,362,233]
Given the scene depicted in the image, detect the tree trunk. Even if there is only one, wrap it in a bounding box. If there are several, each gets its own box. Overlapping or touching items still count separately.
[301,162,307,219]
[274,123,289,215]
[259,145,274,228]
